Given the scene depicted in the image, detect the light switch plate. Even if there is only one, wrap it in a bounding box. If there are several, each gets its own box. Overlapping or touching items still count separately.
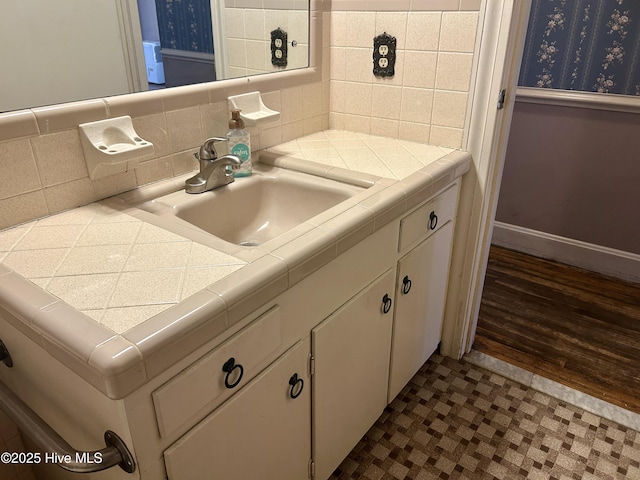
[373,32,396,77]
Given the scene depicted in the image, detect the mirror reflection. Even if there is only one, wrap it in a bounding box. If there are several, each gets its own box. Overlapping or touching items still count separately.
[1,0,309,113]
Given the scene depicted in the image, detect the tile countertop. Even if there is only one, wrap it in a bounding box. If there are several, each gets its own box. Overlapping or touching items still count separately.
[265,130,456,180]
[0,130,471,398]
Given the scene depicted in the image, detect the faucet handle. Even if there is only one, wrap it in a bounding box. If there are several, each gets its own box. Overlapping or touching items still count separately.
[197,137,227,161]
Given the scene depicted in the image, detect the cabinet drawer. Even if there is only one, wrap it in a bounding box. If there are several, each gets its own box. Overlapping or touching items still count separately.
[398,182,459,252]
[153,305,282,438]
[164,337,311,480]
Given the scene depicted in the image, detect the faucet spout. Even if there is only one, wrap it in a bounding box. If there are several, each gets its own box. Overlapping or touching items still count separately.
[185,138,243,194]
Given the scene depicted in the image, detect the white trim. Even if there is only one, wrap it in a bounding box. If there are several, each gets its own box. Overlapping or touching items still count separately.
[492,221,640,283]
[516,87,640,114]
[440,0,532,360]
[117,0,148,93]
[211,0,228,80]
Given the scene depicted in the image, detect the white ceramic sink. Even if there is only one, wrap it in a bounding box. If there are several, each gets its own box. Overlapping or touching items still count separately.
[134,166,365,247]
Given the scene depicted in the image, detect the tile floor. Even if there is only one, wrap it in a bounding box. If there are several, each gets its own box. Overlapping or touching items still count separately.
[330,354,640,480]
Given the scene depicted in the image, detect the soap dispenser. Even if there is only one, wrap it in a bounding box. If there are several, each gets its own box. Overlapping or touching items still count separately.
[226,109,251,177]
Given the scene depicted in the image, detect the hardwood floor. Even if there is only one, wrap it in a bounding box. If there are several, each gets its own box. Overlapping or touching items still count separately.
[474,245,640,414]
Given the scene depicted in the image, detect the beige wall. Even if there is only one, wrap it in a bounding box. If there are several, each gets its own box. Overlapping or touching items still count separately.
[496,100,640,256]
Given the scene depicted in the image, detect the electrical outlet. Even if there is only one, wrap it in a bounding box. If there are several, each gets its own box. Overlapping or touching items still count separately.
[373,32,396,77]
[271,28,288,67]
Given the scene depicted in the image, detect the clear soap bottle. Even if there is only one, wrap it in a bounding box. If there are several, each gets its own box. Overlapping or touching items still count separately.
[226,109,251,177]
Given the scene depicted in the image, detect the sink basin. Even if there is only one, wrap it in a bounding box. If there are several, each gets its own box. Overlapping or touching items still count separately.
[133,166,365,247]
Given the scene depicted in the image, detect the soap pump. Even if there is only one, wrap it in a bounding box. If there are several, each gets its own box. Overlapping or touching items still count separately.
[226,109,251,177]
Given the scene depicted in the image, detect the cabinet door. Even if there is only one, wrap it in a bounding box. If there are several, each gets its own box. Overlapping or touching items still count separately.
[388,221,454,401]
[312,268,396,480]
[164,337,311,480]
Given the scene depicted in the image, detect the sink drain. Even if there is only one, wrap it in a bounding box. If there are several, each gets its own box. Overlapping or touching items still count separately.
[239,240,259,247]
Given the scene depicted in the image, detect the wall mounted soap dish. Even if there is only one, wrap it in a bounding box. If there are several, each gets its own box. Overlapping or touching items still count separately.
[228,91,280,127]
[79,116,154,180]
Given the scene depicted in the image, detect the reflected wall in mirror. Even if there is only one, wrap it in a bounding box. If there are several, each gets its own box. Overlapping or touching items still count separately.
[0,0,310,113]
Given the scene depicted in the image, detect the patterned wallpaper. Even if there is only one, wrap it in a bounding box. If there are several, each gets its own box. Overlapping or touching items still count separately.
[154,0,214,54]
[519,0,640,95]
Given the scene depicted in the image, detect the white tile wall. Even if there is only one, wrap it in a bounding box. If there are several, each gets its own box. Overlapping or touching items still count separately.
[330,9,479,147]
[0,79,329,231]
[225,7,310,78]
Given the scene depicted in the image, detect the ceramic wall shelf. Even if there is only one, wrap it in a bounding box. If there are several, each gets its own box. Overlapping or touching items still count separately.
[228,91,280,127]
[79,116,154,180]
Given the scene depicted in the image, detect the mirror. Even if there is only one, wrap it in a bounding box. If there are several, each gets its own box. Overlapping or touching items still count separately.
[0,0,309,113]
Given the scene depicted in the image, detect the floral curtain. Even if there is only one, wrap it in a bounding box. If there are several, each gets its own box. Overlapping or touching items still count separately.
[154,0,214,54]
[519,0,640,95]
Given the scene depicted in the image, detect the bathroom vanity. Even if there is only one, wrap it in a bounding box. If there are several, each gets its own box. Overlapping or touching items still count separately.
[0,145,470,479]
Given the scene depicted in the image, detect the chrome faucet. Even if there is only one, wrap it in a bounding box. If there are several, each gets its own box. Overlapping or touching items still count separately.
[185,137,242,194]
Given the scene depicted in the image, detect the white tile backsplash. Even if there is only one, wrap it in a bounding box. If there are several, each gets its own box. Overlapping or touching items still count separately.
[432,91,469,128]
[345,11,376,47]
[330,8,478,147]
[406,12,442,50]
[371,85,403,120]
[0,4,478,230]
[244,9,266,40]
[0,139,41,198]
[225,7,310,78]
[400,88,434,124]
[439,12,479,52]
[435,52,474,91]
[403,51,438,88]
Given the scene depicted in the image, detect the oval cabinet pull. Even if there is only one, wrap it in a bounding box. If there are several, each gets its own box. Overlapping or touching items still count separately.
[288,373,304,399]
[428,211,438,230]
[381,294,393,314]
[402,276,412,295]
[222,357,244,389]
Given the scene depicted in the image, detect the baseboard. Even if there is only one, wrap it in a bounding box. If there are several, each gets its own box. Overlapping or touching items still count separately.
[491,222,640,283]
[161,49,216,87]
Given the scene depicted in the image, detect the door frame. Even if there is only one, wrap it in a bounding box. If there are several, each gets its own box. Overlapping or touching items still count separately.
[440,0,533,358]
[211,0,229,80]
[118,0,149,92]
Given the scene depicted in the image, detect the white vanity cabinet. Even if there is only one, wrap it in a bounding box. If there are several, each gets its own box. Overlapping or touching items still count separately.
[311,268,396,480]
[156,182,460,480]
[149,219,400,480]
[163,336,312,480]
[388,184,459,401]
[0,154,466,480]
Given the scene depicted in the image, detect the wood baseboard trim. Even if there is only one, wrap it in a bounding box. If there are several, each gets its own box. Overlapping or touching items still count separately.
[491,222,640,283]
